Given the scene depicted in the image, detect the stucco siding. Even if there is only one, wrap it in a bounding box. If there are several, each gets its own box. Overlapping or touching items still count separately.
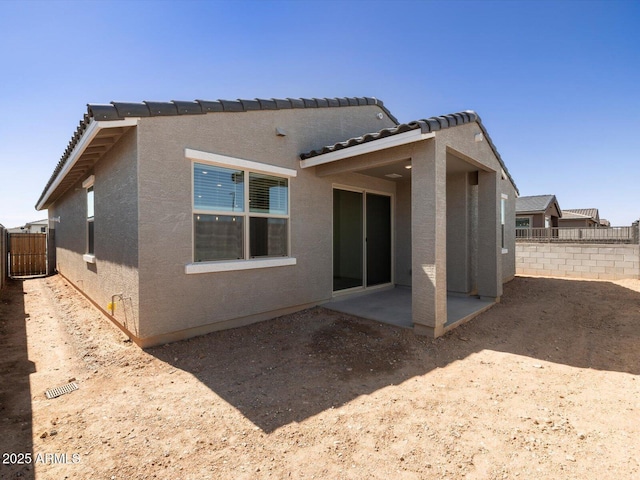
[395,179,412,287]
[446,171,471,293]
[134,106,395,340]
[501,180,517,282]
[50,129,140,335]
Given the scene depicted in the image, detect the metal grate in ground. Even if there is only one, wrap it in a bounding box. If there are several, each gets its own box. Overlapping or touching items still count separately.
[45,382,78,399]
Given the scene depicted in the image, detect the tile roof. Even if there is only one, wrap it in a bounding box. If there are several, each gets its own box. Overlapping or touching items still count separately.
[37,96,395,209]
[298,110,518,193]
[88,96,397,122]
[562,209,599,220]
[516,194,559,214]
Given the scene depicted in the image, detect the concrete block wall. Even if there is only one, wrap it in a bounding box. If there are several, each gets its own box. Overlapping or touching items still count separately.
[516,243,640,280]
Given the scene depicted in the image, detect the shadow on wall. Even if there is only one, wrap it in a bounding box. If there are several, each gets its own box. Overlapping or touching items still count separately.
[0,279,36,480]
[148,276,640,433]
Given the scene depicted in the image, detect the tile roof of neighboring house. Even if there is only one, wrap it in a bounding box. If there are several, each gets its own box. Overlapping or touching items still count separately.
[562,208,599,220]
[516,194,560,214]
[298,110,518,193]
[37,96,396,209]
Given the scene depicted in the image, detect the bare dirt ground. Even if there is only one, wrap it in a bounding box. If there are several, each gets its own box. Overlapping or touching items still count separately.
[1,274,639,480]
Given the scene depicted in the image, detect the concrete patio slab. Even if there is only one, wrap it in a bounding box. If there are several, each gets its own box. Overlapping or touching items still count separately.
[323,287,495,332]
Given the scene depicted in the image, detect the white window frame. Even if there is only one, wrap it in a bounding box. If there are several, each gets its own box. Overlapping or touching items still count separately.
[516,216,533,229]
[501,193,508,254]
[82,175,96,263]
[185,149,297,274]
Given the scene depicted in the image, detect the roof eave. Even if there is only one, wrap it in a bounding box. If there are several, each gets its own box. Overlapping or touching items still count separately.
[36,117,139,210]
[300,129,435,168]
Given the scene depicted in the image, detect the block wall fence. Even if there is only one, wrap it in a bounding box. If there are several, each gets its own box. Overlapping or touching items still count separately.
[516,243,640,280]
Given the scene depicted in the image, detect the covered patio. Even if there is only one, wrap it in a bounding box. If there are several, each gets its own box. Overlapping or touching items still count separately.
[323,287,495,332]
[300,112,516,338]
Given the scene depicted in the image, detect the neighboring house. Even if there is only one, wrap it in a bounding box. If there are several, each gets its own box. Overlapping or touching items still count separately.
[36,96,518,347]
[8,219,48,234]
[515,194,562,230]
[558,209,600,228]
[599,218,611,228]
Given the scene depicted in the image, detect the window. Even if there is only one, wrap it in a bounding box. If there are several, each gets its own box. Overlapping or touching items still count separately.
[516,217,531,228]
[190,152,296,270]
[501,194,508,253]
[83,175,95,262]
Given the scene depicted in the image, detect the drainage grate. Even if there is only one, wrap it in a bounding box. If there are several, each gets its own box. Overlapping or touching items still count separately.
[45,382,79,399]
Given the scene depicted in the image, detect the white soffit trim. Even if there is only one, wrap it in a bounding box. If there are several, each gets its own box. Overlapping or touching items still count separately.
[300,130,435,169]
[185,148,298,177]
[37,118,139,210]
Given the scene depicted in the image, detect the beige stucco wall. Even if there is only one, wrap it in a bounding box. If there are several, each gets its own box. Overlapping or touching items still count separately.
[516,243,640,280]
[395,179,412,287]
[135,105,396,341]
[433,123,517,291]
[50,129,140,336]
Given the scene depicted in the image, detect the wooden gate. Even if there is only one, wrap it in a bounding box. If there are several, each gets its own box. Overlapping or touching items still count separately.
[9,233,47,277]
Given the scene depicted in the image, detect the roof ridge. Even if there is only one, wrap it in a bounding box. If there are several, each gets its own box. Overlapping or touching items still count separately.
[87,96,398,123]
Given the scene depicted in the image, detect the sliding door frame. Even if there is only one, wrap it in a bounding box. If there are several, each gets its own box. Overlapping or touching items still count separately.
[332,184,394,296]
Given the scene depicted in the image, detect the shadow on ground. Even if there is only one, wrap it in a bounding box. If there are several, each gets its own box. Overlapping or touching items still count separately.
[0,279,36,479]
[149,276,640,433]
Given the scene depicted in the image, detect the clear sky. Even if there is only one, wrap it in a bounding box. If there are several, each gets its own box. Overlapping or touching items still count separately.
[1,0,638,228]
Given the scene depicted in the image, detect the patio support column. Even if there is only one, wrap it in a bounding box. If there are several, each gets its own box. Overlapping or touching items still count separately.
[412,138,447,337]
[477,170,502,300]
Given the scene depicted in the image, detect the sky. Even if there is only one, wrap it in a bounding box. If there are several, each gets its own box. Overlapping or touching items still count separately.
[0,0,639,228]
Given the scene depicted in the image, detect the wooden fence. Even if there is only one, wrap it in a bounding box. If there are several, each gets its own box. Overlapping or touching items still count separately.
[9,233,47,277]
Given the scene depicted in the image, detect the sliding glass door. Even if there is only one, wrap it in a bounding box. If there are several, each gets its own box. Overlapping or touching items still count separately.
[333,188,391,292]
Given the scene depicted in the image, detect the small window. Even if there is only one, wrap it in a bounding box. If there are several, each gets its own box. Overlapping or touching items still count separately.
[501,194,508,253]
[516,217,531,228]
[86,183,95,255]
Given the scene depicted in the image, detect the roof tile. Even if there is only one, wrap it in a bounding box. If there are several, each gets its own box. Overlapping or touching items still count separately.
[196,100,224,113]
[219,100,244,112]
[172,101,204,115]
[273,98,292,109]
[111,102,151,117]
[143,101,178,116]
[314,98,329,108]
[303,98,317,108]
[288,98,306,109]
[257,98,278,110]
[240,99,261,111]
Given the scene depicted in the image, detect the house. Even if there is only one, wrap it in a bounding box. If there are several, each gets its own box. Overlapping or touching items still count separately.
[515,194,562,230]
[558,208,600,228]
[8,219,49,234]
[36,96,518,347]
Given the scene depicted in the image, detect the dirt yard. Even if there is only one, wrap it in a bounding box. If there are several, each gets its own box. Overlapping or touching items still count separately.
[1,274,638,480]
